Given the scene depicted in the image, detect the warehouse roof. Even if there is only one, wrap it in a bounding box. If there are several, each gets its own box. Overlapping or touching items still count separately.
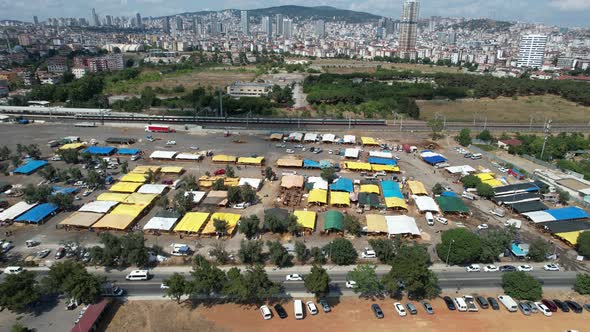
[83,146,116,155]
[15,203,58,224]
[523,206,590,223]
[13,160,48,174]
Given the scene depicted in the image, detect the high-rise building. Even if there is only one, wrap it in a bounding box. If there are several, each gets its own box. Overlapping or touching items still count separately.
[136,13,142,28]
[91,8,100,27]
[163,17,171,33]
[283,19,293,39]
[275,14,283,36]
[517,34,548,68]
[192,17,201,35]
[262,16,272,37]
[211,17,219,36]
[241,11,249,35]
[314,20,325,38]
[33,16,39,25]
[105,15,112,26]
[398,0,420,60]
[175,16,183,31]
[447,31,456,45]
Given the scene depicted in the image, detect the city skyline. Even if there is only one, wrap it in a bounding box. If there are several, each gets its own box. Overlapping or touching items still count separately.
[0,1,589,27]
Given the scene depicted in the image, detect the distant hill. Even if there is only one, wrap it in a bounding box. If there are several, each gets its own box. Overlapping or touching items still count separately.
[450,19,514,32]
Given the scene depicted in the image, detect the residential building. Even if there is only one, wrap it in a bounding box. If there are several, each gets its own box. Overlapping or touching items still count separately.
[91,8,100,27]
[262,16,272,37]
[276,14,283,36]
[240,11,249,35]
[163,16,171,33]
[136,13,142,28]
[72,67,88,79]
[18,34,32,46]
[47,56,68,74]
[315,20,325,39]
[175,16,183,32]
[227,81,272,98]
[283,19,293,39]
[398,0,420,60]
[517,34,548,68]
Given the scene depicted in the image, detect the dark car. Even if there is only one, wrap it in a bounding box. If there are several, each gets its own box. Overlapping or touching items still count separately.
[55,247,66,260]
[476,296,489,309]
[584,303,590,312]
[372,304,384,319]
[553,299,570,312]
[319,298,331,313]
[406,302,418,315]
[499,265,516,272]
[443,296,456,310]
[541,299,558,312]
[487,297,500,310]
[214,169,226,176]
[565,300,583,313]
[273,304,288,319]
[422,301,434,314]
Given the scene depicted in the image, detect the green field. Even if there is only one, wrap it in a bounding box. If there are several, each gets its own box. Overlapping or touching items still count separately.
[310,58,463,74]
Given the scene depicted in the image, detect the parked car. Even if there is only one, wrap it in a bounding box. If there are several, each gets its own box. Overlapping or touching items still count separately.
[25,240,40,248]
[394,302,407,316]
[3,266,23,275]
[286,149,295,154]
[535,302,552,316]
[584,303,590,312]
[466,264,481,272]
[517,265,533,272]
[285,274,303,281]
[274,304,288,319]
[260,305,272,320]
[422,301,434,314]
[483,265,499,272]
[318,298,331,313]
[214,169,226,176]
[541,299,558,312]
[487,297,500,310]
[526,301,539,313]
[406,302,418,315]
[37,248,51,258]
[518,302,531,315]
[477,224,489,230]
[55,247,66,259]
[443,296,456,310]
[543,263,560,271]
[306,301,318,315]
[346,280,357,288]
[372,304,384,319]
[361,248,377,259]
[166,140,176,145]
[476,296,489,309]
[435,215,448,225]
[499,265,516,272]
[553,299,570,312]
[565,300,583,313]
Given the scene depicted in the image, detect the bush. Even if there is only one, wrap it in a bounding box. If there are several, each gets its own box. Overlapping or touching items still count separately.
[502,271,542,300]
[326,238,358,265]
[577,231,590,257]
[573,273,590,295]
[436,228,482,265]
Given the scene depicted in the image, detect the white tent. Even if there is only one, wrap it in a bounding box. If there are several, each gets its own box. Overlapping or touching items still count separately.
[137,184,169,195]
[78,201,118,214]
[307,176,329,190]
[238,178,262,190]
[322,134,336,143]
[143,216,179,231]
[445,165,476,174]
[522,211,556,223]
[150,150,178,159]
[413,195,440,213]
[288,132,303,141]
[369,151,393,159]
[343,135,356,144]
[385,215,421,236]
[185,191,207,204]
[0,202,37,221]
[344,148,360,159]
[303,133,318,142]
[176,153,204,160]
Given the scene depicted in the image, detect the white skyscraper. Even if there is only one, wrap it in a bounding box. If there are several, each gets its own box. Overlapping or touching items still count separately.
[517,34,548,68]
[283,19,293,39]
[398,0,420,60]
[314,20,325,38]
[262,16,272,37]
[241,11,249,35]
[275,14,283,36]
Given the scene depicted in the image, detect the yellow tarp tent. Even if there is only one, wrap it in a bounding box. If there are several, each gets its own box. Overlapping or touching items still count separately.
[97,193,130,202]
[120,173,147,183]
[110,204,145,217]
[199,176,223,188]
[224,178,240,187]
[237,157,265,165]
[123,193,158,206]
[130,166,161,174]
[212,155,237,163]
[174,212,210,233]
[483,179,503,187]
[161,166,184,174]
[407,181,428,196]
[58,143,85,151]
[385,197,408,210]
[92,214,136,230]
[330,191,351,206]
[371,164,400,172]
[360,184,380,194]
[345,162,372,171]
[308,189,328,204]
[202,212,241,235]
[476,173,495,181]
[110,182,142,193]
[360,137,379,146]
[277,159,303,167]
[366,214,388,233]
[555,231,585,245]
[293,210,317,230]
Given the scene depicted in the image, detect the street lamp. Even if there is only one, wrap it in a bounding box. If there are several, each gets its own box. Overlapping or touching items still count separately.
[445,239,455,266]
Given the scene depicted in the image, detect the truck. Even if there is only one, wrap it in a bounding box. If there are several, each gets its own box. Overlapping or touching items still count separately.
[145,125,176,133]
[463,296,479,312]
[102,282,125,297]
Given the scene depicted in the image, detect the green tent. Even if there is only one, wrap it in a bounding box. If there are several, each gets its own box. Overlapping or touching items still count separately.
[436,196,469,214]
[324,210,344,232]
[358,192,380,208]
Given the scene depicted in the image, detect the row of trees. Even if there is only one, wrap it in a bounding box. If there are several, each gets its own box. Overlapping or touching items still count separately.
[455,129,495,147]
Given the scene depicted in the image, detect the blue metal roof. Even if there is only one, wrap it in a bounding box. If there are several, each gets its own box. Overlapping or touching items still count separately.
[330,178,353,193]
[52,186,78,195]
[381,180,403,198]
[546,206,590,221]
[368,157,397,166]
[117,148,140,155]
[303,159,321,168]
[422,156,447,165]
[13,160,48,174]
[83,146,116,155]
[14,203,58,224]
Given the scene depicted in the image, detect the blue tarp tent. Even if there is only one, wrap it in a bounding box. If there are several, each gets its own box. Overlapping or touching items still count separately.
[52,186,78,195]
[303,159,321,169]
[441,191,458,197]
[14,203,58,224]
[547,207,590,221]
[422,156,447,165]
[13,160,48,175]
[319,160,333,169]
[368,157,397,166]
[330,178,353,193]
[381,180,403,198]
[117,148,140,155]
[83,146,116,155]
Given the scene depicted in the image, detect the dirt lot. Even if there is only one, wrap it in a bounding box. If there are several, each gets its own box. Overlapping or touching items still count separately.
[106,293,590,332]
[310,59,463,74]
[418,95,590,123]
[140,67,257,92]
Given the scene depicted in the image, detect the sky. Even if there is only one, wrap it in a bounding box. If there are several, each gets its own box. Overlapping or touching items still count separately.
[1,0,589,27]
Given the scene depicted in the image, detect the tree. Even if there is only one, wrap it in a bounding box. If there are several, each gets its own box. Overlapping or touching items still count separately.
[476,182,494,198]
[25,144,42,159]
[368,238,398,264]
[327,238,358,265]
[146,169,157,184]
[209,241,232,264]
[558,189,570,205]
[528,238,550,262]
[212,178,226,190]
[162,272,188,303]
[311,246,327,264]
[242,265,282,304]
[294,241,311,264]
[182,174,199,191]
[320,167,336,184]
[479,228,514,263]
[213,218,229,236]
[225,165,236,178]
[10,323,30,332]
[347,264,383,298]
[38,164,57,181]
[576,231,590,257]
[343,215,362,236]
[238,215,260,239]
[11,155,22,168]
[476,129,493,142]
[455,128,472,147]
[227,186,242,204]
[121,160,129,174]
[287,214,302,235]
[267,240,293,268]
[460,174,481,188]
[48,193,74,211]
[502,272,542,301]
[436,228,482,265]
[241,184,256,203]
[189,257,226,297]
[428,118,444,140]
[222,267,250,303]
[574,273,590,295]
[238,240,264,264]
[304,264,330,298]
[0,146,11,160]
[432,183,444,195]
[60,149,79,164]
[86,169,105,189]
[264,213,289,233]
[264,166,275,180]
[382,245,440,300]
[91,233,148,268]
[0,271,42,313]
[173,190,193,215]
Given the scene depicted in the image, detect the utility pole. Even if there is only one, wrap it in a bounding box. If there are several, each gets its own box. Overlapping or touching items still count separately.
[219,90,223,118]
[445,239,455,266]
[540,119,552,160]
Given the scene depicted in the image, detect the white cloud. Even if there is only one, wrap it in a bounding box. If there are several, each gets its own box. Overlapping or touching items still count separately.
[549,0,590,11]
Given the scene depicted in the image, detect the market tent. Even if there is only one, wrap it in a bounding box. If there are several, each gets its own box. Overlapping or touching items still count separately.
[368,157,397,166]
[308,189,328,205]
[58,143,85,151]
[385,215,421,237]
[143,211,181,232]
[96,192,129,202]
[330,191,351,206]
[226,177,242,187]
[369,151,393,159]
[523,206,590,223]
[109,204,145,217]
[160,166,184,174]
[130,166,161,174]
[52,186,78,195]
[78,201,118,214]
[303,159,321,169]
[365,214,388,233]
[293,210,317,230]
[358,192,380,208]
[543,220,590,234]
[304,133,318,142]
[407,181,428,196]
[238,178,262,190]
[436,196,469,213]
[150,151,177,159]
[319,160,333,169]
[382,181,403,198]
[92,214,136,230]
[330,178,353,192]
[198,176,222,188]
[281,175,305,189]
[360,184,380,194]
[185,191,207,204]
[511,201,548,213]
[202,191,227,206]
[385,197,408,210]
[120,173,147,183]
[413,196,440,213]
[176,153,203,161]
[117,148,140,155]
[83,146,116,155]
[269,133,284,140]
[420,150,447,165]
[307,177,328,190]
[13,160,48,175]
[344,148,360,159]
[324,211,344,232]
[441,191,458,197]
[237,157,265,165]
[445,165,476,174]
[15,203,58,224]
[123,193,158,206]
[371,164,400,172]
[345,162,371,171]
[343,135,356,144]
[60,212,103,228]
[137,184,168,195]
[109,182,142,193]
[555,230,587,245]
[174,212,210,233]
[277,159,303,167]
[288,132,303,142]
[202,212,241,235]
[322,134,336,143]
[0,202,37,221]
[212,154,237,163]
[360,137,379,146]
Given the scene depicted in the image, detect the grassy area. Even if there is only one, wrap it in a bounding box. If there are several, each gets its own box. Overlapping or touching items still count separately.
[310,58,463,74]
[473,144,497,152]
[418,95,590,123]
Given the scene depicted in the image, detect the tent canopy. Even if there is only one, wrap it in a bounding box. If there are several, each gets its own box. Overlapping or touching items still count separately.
[137,184,168,195]
[345,162,371,171]
[14,203,57,223]
[174,212,210,233]
[385,197,408,210]
[110,182,142,193]
[212,154,237,163]
[385,215,420,236]
[360,184,380,194]
[382,181,403,199]
[237,156,264,165]
[303,159,321,169]
[281,175,305,188]
[83,146,116,155]
[555,230,587,245]
[436,196,469,213]
[368,157,397,166]
[203,212,241,235]
[366,214,388,233]
[120,173,147,183]
[330,178,353,193]
[130,166,161,174]
[330,191,350,206]
[277,159,303,167]
[294,210,317,230]
[160,166,184,174]
[13,160,48,175]
[92,214,136,230]
[0,202,37,221]
[308,189,328,204]
[324,211,344,231]
[407,181,428,196]
[143,216,180,231]
[413,196,440,212]
[524,206,590,223]
[360,137,379,145]
[60,211,103,228]
[78,201,118,214]
[123,193,158,206]
[150,151,177,159]
[96,192,129,202]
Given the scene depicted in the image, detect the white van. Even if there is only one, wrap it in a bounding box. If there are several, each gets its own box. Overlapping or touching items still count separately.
[294,300,304,319]
[3,266,23,275]
[125,270,149,281]
[497,295,518,312]
[454,297,468,312]
[425,212,434,226]
[260,305,272,320]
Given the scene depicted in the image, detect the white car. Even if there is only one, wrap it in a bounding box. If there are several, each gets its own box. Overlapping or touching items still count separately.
[286,149,295,154]
[3,266,23,275]
[166,140,176,145]
[260,305,272,320]
[394,302,407,316]
[50,156,61,161]
[466,264,481,272]
[361,249,377,259]
[534,302,552,317]
[306,301,318,315]
[517,265,533,272]
[160,283,169,289]
[285,274,303,281]
[543,264,559,271]
[374,171,387,177]
[435,216,448,225]
[483,265,499,272]
[477,224,489,230]
[345,280,357,289]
